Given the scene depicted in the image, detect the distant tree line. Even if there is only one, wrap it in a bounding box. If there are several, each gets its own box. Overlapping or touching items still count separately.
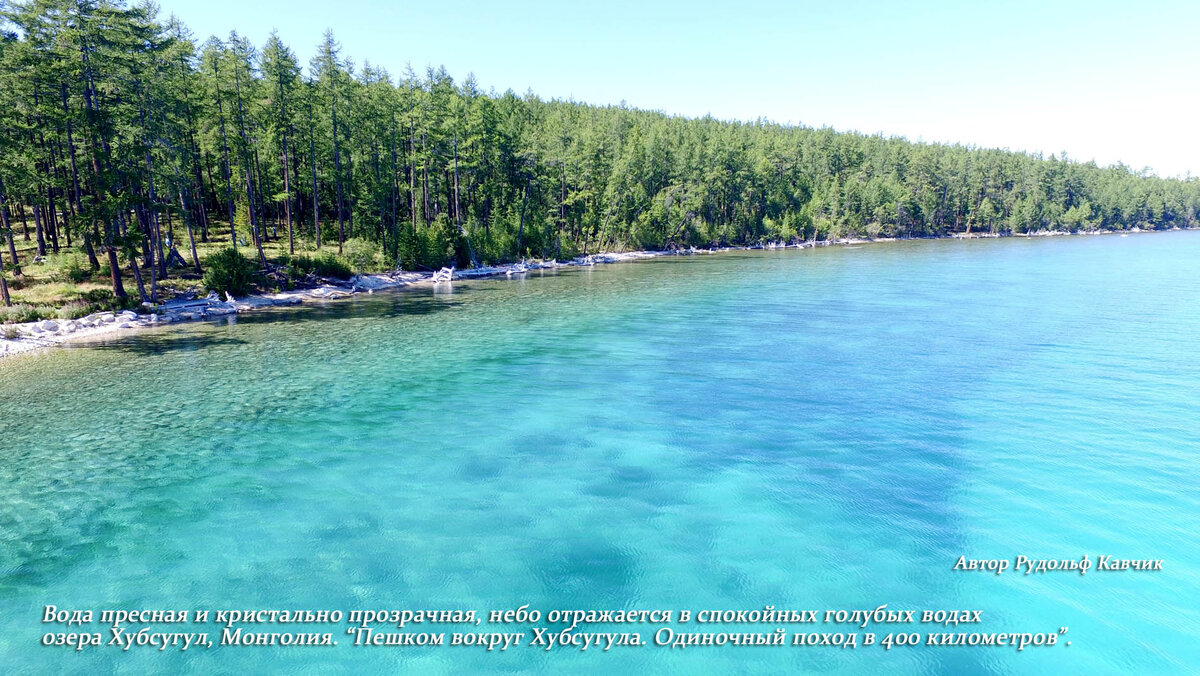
[1,0,1198,301]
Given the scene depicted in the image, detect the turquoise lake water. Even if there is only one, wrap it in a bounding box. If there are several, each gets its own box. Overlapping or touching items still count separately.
[1,232,1198,673]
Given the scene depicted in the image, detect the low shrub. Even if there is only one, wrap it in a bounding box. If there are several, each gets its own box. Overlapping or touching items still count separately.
[286,251,352,280]
[202,247,256,297]
[57,301,93,320]
[60,254,91,283]
[39,253,92,283]
[113,294,141,312]
[81,289,114,304]
[0,304,52,324]
[341,238,378,274]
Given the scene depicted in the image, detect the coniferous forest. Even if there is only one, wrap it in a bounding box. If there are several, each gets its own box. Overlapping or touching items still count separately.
[1,0,1199,306]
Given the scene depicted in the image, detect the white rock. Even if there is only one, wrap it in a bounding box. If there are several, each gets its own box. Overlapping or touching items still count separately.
[38,320,59,332]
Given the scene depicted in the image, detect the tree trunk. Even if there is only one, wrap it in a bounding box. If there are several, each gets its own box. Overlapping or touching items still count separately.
[32,202,47,257]
[82,226,100,271]
[308,93,321,249]
[253,145,269,240]
[233,63,267,267]
[129,250,148,304]
[180,58,209,246]
[516,180,529,257]
[214,59,237,248]
[332,83,345,252]
[344,123,354,241]
[409,120,417,234]
[0,185,19,269]
[388,110,401,262]
[421,134,430,226]
[202,151,215,241]
[275,66,295,254]
[139,96,167,281]
[453,129,461,227]
[179,190,202,273]
[283,141,294,254]
[45,169,61,253]
[107,245,126,299]
[47,196,61,253]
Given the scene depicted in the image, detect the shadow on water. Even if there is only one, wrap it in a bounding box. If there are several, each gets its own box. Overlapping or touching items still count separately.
[70,334,249,355]
[229,292,466,327]
[55,290,465,358]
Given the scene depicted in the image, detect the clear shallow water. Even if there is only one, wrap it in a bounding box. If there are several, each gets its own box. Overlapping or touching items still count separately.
[1,233,1198,674]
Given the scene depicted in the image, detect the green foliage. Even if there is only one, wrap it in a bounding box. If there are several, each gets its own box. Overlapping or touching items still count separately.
[284,252,352,280]
[56,301,92,320]
[341,238,378,274]
[431,216,472,269]
[0,304,53,324]
[45,254,92,283]
[1,0,1199,324]
[763,214,799,243]
[393,218,464,270]
[396,226,422,271]
[202,247,256,297]
[81,289,115,304]
[112,294,142,312]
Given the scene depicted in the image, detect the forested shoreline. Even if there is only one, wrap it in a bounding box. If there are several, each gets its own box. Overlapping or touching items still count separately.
[1,0,1199,311]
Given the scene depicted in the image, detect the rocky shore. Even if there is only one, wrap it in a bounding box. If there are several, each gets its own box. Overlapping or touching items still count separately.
[0,227,1188,360]
[0,249,710,359]
[0,270,426,359]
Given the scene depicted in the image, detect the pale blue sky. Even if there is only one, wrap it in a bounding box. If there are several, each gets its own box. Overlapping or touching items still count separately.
[156,0,1200,177]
